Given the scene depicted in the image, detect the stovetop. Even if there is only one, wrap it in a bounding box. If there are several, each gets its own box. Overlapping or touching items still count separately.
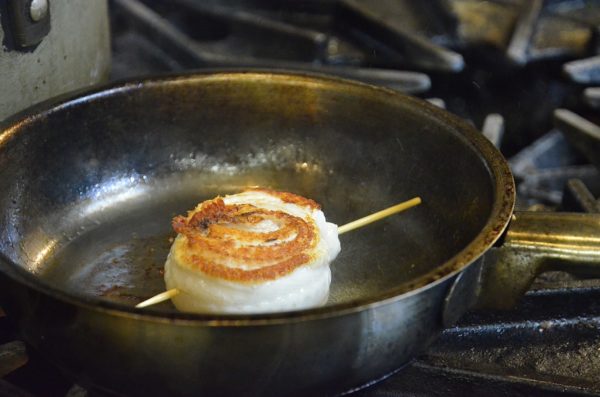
[2,0,600,396]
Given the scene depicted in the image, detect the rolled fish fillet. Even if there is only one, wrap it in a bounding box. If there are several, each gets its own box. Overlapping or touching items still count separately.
[164,188,341,314]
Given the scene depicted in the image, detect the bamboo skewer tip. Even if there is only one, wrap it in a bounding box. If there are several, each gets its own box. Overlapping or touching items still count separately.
[337,196,421,235]
[136,288,180,308]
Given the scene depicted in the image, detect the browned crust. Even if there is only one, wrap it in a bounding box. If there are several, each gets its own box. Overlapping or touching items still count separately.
[172,191,319,282]
[245,187,321,210]
[189,253,312,282]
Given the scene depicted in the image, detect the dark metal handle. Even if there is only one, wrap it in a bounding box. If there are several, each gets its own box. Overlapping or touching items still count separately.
[2,0,50,50]
[475,211,600,310]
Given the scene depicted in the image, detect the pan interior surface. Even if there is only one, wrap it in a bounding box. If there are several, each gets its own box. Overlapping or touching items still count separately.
[0,73,498,311]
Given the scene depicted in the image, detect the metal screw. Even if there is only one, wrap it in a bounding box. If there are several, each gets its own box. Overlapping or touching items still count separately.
[29,0,49,22]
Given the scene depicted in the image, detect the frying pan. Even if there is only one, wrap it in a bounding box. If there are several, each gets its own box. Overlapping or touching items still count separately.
[0,72,599,396]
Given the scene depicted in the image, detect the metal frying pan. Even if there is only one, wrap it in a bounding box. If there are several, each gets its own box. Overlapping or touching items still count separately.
[0,72,599,396]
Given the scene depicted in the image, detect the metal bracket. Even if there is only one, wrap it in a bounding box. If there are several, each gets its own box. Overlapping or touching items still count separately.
[442,259,484,328]
[3,0,50,49]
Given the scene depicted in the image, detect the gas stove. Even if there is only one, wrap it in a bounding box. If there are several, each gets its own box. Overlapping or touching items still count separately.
[1,1,600,396]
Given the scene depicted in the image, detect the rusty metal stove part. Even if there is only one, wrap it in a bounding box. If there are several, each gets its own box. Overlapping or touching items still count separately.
[452,0,594,64]
[506,0,543,65]
[516,165,598,207]
[65,385,88,397]
[335,0,465,72]
[564,54,600,84]
[157,0,332,63]
[562,178,600,213]
[583,87,600,108]
[451,0,518,49]
[476,211,600,310]
[554,108,600,170]
[509,130,580,180]
[112,0,431,94]
[0,341,27,378]
[0,379,35,397]
[444,209,600,326]
[0,306,30,396]
[394,289,600,396]
[552,109,600,213]
[508,110,600,208]
[481,113,504,148]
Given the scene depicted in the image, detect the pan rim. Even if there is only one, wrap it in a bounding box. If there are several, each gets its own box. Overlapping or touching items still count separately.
[0,69,515,326]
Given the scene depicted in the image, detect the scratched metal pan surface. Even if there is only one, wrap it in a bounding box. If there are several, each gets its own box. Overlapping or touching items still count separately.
[0,71,513,396]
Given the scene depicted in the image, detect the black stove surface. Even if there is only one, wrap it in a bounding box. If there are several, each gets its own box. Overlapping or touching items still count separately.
[2,1,600,396]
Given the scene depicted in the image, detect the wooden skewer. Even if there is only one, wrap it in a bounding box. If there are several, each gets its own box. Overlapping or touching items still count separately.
[337,197,421,235]
[136,288,180,308]
[135,196,422,309]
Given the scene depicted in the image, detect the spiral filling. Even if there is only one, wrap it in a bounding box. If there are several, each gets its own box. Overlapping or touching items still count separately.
[172,194,320,281]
